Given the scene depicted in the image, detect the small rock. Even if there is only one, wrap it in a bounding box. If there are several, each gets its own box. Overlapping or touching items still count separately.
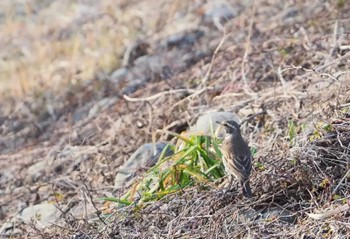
[69,201,94,219]
[0,220,22,236]
[0,206,5,220]
[27,161,47,181]
[19,203,62,229]
[72,232,92,239]
[26,146,90,183]
[243,207,297,224]
[133,55,163,77]
[261,207,297,224]
[110,67,129,83]
[114,142,173,189]
[0,116,8,126]
[88,97,118,117]
[163,30,205,49]
[189,111,240,135]
[0,170,14,188]
[203,1,240,24]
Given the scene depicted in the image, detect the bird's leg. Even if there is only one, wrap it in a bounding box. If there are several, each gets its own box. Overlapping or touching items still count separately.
[227,175,243,193]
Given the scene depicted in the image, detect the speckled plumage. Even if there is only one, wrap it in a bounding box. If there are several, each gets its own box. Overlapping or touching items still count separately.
[218,120,252,198]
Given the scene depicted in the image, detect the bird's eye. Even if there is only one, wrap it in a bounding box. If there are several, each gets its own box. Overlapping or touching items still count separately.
[227,123,235,129]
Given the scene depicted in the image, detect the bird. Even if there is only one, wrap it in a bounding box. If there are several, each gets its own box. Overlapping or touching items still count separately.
[216,120,253,198]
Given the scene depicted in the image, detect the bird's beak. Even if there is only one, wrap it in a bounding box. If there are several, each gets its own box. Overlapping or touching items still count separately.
[216,121,223,125]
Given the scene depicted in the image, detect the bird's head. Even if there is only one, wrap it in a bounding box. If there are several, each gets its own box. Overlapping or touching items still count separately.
[216,120,241,136]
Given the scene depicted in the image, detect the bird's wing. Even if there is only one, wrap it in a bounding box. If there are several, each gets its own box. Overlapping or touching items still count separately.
[235,154,252,179]
[222,142,252,180]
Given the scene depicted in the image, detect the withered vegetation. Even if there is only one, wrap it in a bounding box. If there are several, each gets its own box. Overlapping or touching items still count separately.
[1,0,350,238]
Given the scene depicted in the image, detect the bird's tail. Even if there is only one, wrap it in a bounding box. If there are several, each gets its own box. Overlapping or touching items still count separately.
[241,180,252,198]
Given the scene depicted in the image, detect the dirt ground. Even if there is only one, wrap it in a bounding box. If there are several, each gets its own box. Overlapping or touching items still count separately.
[1,0,350,238]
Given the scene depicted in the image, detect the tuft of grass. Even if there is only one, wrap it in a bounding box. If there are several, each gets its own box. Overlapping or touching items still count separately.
[288,119,297,146]
[337,0,345,8]
[104,131,226,206]
[308,121,333,141]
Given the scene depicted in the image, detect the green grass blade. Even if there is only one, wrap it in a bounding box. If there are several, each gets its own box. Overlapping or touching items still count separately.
[98,197,133,206]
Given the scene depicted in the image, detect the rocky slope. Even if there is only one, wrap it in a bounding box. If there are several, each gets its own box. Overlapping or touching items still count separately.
[1,0,350,238]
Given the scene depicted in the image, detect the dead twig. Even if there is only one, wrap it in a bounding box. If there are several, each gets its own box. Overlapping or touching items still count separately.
[123,89,198,102]
[308,202,350,220]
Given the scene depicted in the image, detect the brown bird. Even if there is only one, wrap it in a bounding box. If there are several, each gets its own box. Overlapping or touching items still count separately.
[216,120,253,198]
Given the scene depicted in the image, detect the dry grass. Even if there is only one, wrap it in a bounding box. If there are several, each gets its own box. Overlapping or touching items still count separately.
[1,0,350,238]
[0,0,195,95]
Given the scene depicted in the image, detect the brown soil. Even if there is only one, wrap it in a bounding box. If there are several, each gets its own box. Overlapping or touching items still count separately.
[1,0,350,238]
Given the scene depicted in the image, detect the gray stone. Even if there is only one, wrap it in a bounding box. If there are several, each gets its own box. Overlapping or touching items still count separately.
[243,207,297,224]
[0,170,14,190]
[0,220,22,236]
[110,67,129,83]
[203,1,240,24]
[114,142,173,189]
[189,111,240,135]
[26,146,93,182]
[88,97,118,117]
[133,55,163,77]
[261,207,297,224]
[27,160,47,180]
[163,30,205,49]
[19,203,62,229]
[69,201,94,219]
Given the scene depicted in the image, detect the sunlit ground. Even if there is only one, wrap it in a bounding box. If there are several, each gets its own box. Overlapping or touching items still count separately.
[0,0,164,95]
